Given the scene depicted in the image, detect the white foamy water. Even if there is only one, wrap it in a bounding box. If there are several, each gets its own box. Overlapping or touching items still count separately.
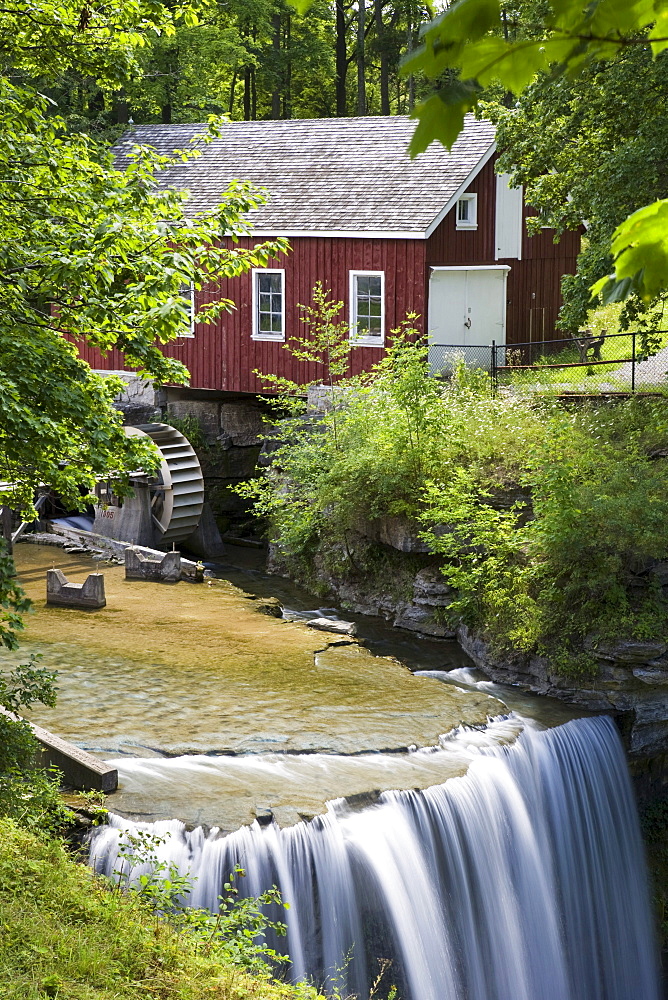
[91,716,659,1000]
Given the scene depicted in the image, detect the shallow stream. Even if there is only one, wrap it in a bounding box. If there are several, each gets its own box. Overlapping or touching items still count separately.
[7,542,661,998]
[10,542,583,828]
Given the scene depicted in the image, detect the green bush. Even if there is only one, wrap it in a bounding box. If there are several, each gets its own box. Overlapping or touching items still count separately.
[0,654,72,833]
[0,818,321,1000]
[241,301,668,676]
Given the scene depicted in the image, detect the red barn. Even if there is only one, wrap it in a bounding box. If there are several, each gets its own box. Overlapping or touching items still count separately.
[78,115,580,394]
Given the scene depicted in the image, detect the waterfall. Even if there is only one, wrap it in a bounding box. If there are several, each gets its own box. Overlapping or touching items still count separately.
[90,716,660,1000]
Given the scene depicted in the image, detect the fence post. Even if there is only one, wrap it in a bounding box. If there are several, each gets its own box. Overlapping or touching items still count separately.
[491,340,497,396]
[631,330,636,392]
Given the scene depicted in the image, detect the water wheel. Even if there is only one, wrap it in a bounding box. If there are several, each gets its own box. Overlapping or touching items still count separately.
[126,423,205,545]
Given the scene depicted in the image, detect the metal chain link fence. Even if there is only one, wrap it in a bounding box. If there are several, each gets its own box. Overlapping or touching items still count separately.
[429,333,668,394]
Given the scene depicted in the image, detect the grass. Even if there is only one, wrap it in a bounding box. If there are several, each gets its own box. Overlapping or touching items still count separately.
[0,818,318,1000]
[498,301,668,392]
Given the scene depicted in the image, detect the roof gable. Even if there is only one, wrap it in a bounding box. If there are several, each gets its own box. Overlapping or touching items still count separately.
[115,115,496,238]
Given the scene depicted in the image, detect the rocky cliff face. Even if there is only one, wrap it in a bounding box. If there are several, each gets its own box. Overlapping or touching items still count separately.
[457,626,668,760]
[269,515,668,763]
[268,515,459,640]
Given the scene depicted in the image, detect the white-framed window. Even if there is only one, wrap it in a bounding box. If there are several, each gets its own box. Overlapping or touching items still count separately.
[177,283,195,337]
[252,268,285,340]
[456,193,478,230]
[349,270,385,345]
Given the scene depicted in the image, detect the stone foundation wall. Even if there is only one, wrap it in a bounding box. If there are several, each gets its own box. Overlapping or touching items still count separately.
[164,396,267,534]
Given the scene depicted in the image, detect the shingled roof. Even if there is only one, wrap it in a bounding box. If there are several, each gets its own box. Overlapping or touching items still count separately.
[116,115,496,238]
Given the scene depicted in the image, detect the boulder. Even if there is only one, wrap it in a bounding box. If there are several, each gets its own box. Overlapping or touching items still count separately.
[253,598,283,618]
[393,603,455,638]
[306,617,357,636]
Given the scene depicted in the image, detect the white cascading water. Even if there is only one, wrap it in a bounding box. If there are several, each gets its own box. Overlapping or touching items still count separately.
[90,716,660,1000]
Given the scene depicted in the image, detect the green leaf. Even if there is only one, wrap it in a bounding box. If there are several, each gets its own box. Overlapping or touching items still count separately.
[408,83,481,156]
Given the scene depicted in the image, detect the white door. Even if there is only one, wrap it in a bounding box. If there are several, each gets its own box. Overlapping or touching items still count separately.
[427,266,509,372]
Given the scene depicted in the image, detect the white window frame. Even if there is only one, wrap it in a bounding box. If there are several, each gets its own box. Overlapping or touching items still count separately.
[251,268,286,341]
[349,270,385,346]
[456,193,478,230]
[177,282,195,338]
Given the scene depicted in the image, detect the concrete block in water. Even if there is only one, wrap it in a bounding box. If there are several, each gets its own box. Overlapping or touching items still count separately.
[46,569,106,609]
[33,722,118,792]
[125,547,181,582]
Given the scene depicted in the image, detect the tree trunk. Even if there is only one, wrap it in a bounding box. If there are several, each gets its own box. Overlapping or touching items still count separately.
[335,0,348,116]
[271,12,281,118]
[357,0,366,115]
[374,0,389,115]
[161,103,172,124]
[406,14,415,112]
[283,13,292,118]
[1,507,12,554]
[114,98,130,124]
[243,65,251,120]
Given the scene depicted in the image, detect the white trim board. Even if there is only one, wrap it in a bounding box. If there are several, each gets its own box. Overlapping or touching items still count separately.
[248,229,425,240]
[430,264,511,271]
[251,267,286,341]
[349,269,386,347]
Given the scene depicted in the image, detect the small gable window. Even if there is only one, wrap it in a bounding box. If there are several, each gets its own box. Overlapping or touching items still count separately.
[350,271,384,345]
[252,269,285,340]
[456,193,478,230]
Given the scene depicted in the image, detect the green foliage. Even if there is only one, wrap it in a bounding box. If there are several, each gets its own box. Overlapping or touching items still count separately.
[0,540,31,651]
[421,395,668,671]
[0,817,322,1000]
[402,0,668,308]
[0,654,57,715]
[114,830,290,975]
[593,200,668,306]
[0,0,289,528]
[166,413,208,452]
[244,333,668,675]
[0,652,70,834]
[240,293,447,584]
[482,39,668,332]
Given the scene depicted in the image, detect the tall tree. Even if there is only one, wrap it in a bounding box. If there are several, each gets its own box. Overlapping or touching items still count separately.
[402,0,668,308]
[0,0,286,646]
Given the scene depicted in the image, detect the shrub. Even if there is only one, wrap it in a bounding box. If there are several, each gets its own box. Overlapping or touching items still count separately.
[241,292,668,675]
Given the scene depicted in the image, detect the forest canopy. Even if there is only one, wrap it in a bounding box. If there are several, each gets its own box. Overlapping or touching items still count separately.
[403,0,668,321]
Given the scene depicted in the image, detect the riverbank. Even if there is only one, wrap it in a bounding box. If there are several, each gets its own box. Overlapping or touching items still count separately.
[0,817,320,1000]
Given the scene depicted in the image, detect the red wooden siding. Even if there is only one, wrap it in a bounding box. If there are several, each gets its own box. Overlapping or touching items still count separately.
[426,157,581,345]
[74,155,581,388]
[76,236,426,392]
[425,159,496,265]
